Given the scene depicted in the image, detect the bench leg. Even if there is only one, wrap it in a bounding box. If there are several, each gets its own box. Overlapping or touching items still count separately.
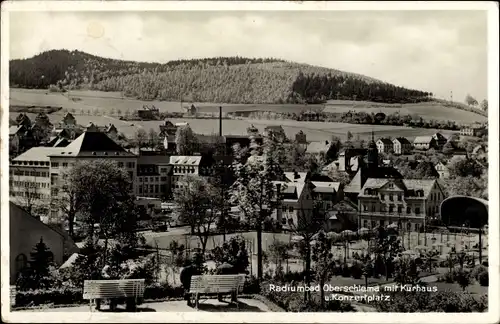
[195,293,199,310]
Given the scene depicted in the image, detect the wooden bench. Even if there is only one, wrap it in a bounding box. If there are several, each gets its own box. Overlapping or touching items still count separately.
[189,275,246,309]
[83,279,145,312]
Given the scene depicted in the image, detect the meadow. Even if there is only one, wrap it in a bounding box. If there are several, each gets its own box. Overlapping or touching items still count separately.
[10,88,481,141]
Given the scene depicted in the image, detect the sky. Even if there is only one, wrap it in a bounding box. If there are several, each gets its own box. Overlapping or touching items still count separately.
[9,10,488,102]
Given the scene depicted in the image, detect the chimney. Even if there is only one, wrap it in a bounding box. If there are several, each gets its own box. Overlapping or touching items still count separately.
[219,106,223,137]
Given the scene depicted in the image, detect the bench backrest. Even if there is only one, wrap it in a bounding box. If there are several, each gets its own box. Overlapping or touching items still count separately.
[83,279,145,299]
[189,275,245,294]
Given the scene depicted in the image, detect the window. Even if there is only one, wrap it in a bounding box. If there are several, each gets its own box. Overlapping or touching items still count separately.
[406,207,411,214]
[155,185,159,193]
[118,162,124,168]
[363,204,368,212]
[397,206,403,214]
[379,220,385,227]
[371,205,375,212]
[62,163,68,167]
[139,185,143,194]
[145,177,148,182]
[389,205,394,213]
[289,207,294,213]
[155,177,159,182]
[288,218,294,226]
[380,194,385,200]
[149,185,154,193]
[415,207,420,215]
[415,223,420,231]
[397,195,402,201]
[371,220,376,228]
[161,176,167,181]
[389,195,393,201]
[363,220,368,228]
[407,223,412,231]
[51,162,59,168]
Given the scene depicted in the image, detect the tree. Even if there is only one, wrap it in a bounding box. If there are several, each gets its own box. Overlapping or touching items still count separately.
[174,175,221,255]
[175,125,199,155]
[311,231,335,308]
[53,167,82,238]
[230,135,284,281]
[448,158,483,178]
[373,226,403,280]
[148,128,160,148]
[413,161,438,179]
[210,236,250,274]
[480,99,488,112]
[444,176,485,198]
[442,141,454,155]
[16,237,55,290]
[70,159,141,263]
[465,94,478,106]
[134,128,147,149]
[268,239,290,277]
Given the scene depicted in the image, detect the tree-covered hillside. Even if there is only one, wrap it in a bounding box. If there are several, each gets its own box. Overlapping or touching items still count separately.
[10,49,432,104]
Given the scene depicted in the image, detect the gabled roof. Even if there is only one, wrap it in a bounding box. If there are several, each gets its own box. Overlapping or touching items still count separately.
[402,179,437,198]
[414,136,434,144]
[359,178,437,199]
[393,137,411,145]
[48,131,134,157]
[376,138,393,145]
[344,166,403,194]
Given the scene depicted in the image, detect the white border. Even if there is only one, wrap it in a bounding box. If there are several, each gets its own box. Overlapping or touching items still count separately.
[1,1,498,323]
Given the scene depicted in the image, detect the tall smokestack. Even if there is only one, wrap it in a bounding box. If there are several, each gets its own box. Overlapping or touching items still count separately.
[219,106,223,137]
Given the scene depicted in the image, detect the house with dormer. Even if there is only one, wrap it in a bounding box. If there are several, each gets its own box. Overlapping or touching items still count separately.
[357,178,446,232]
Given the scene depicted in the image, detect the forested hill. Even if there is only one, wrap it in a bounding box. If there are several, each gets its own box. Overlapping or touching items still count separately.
[10,49,433,104]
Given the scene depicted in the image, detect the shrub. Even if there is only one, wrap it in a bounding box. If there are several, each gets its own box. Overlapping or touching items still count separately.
[209,236,249,274]
[470,265,487,280]
[15,288,83,308]
[142,282,184,300]
[350,262,363,279]
[341,265,350,277]
[243,276,261,294]
[478,271,488,287]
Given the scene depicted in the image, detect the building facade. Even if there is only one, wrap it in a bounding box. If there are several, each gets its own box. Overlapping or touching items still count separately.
[357,178,446,232]
[392,137,412,155]
[376,138,394,154]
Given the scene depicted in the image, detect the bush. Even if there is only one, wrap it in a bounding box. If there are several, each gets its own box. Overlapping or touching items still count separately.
[15,288,83,307]
[142,283,184,300]
[478,271,488,287]
[350,263,363,279]
[470,265,487,280]
[243,276,261,294]
[341,265,350,277]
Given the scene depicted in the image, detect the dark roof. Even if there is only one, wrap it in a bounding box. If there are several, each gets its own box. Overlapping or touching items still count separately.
[377,138,393,145]
[344,166,403,194]
[394,137,411,145]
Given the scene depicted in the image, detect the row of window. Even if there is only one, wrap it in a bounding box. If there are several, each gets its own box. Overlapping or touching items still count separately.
[10,191,49,199]
[11,170,49,177]
[173,166,197,174]
[11,161,50,166]
[138,184,167,194]
[362,204,421,215]
[281,217,295,226]
[51,162,74,168]
[139,176,167,183]
[117,162,136,169]
[362,219,421,232]
[10,181,49,189]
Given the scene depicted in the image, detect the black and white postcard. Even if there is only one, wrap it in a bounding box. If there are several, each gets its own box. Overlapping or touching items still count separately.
[1,1,498,323]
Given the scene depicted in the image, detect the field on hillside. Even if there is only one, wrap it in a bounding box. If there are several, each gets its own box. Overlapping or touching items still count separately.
[10,88,487,123]
[11,88,481,141]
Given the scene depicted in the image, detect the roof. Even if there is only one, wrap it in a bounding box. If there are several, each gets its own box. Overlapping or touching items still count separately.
[312,181,341,193]
[13,147,64,162]
[344,166,403,194]
[48,131,135,157]
[414,136,434,144]
[284,172,309,182]
[9,126,22,136]
[53,138,70,147]
[377,138,393,145]
[273,181,307,202]
[307,141,330,153]
[393,137,411,145]
[138,155,171,165]
[359,178,437,199]
[169,155,202,166]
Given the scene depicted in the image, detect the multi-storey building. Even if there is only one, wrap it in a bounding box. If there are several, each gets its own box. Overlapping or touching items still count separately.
[10,128,138,223]
[272,180,316,230]
[434,161,450,179]
[392,137,412,155]
[357,178,446,232]
[136,154,172,199]
[376,138,393,154]
[460,125,486,137]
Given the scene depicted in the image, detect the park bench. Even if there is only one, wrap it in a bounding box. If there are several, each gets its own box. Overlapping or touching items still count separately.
[189,274,246,309]
[83,279,145,312]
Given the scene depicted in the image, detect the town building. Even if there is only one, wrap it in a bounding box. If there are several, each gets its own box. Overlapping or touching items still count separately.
[343,133,403,202]
[392,137,412,155]
[434,161,450,179]
[460,125,486,137]
[137,154,172,199]
[357,178,446,232]
[9,202,76,284]
[376,138,393,154]
[432,133,448,150]
[137,105,160,120]
[325,199,358,232]
[272,180,316,230]
[413,136,437,150]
